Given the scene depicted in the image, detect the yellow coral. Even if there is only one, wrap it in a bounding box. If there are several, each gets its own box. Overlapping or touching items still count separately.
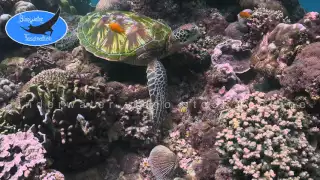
[180,106,187,113]
[232,118,239,129]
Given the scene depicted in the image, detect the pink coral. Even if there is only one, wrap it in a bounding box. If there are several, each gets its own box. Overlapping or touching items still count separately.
[303,12,319,21]
[0,130,47,179]
[215,92,320,179]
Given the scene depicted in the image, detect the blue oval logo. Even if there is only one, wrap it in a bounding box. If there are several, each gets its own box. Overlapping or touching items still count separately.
[5,8,68,46]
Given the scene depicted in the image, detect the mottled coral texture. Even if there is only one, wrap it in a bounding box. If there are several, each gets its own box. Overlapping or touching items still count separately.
[215,92,320,179]
[0,130,47,179]
[298,12,320,41]
[246,7,290,46]
[211,39,251,74]
[251,23,310,77]
[279,42,320,101]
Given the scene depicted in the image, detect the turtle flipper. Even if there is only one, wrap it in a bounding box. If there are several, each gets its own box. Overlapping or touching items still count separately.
[146,59,168,130]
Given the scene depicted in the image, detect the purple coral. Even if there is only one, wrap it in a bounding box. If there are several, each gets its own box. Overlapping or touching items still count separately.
[0,130,47,179]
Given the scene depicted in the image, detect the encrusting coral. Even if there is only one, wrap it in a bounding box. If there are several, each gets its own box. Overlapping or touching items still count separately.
[215,92,320,179]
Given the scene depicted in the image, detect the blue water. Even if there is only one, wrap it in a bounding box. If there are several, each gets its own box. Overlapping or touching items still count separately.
[299,0,320,12]
[90,0,99,7]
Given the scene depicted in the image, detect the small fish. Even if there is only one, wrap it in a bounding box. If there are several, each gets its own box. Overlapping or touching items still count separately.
[109,22,125,34]
[239,11,252,18]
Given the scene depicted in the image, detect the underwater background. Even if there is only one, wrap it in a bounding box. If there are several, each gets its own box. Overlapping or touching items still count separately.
[299,0,320,12]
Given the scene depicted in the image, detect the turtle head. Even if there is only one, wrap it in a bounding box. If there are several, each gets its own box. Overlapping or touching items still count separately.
[168,23,200,51]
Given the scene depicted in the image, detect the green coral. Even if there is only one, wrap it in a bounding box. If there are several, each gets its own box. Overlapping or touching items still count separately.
[215,92,320,179]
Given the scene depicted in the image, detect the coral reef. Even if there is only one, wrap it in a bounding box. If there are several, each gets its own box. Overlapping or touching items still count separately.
[22,48,57,75]
[239,0,304,21]
[0,14,11,38]
[298,12,320,40]
[30,0,59,12]
[95,0,131,11]
[0,0,27,12]
[239,0,285,13]
[211,39,251,74]
[39,169,65,179]
[250,23,310,77]
[55,30,79,51]
[0,1,320,179]
[279,42,320,102]
[214,166,233,180]
[225,9,252,40]
[246,7,290,46]
[188,121,222,179]
[0,78,18,107]
[119,99,157,145]
[0,130,47,179]
[215,92,320,179]
[11,1,36,15]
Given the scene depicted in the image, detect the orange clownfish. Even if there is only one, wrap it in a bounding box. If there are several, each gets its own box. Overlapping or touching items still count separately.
[109,22,125,34]
[239,11,252,19]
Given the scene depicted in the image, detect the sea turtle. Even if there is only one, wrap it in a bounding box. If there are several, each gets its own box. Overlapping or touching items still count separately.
[77,10,200,130]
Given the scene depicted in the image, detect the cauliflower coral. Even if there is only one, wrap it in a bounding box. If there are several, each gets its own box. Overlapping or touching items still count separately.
[215,92,320,179]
